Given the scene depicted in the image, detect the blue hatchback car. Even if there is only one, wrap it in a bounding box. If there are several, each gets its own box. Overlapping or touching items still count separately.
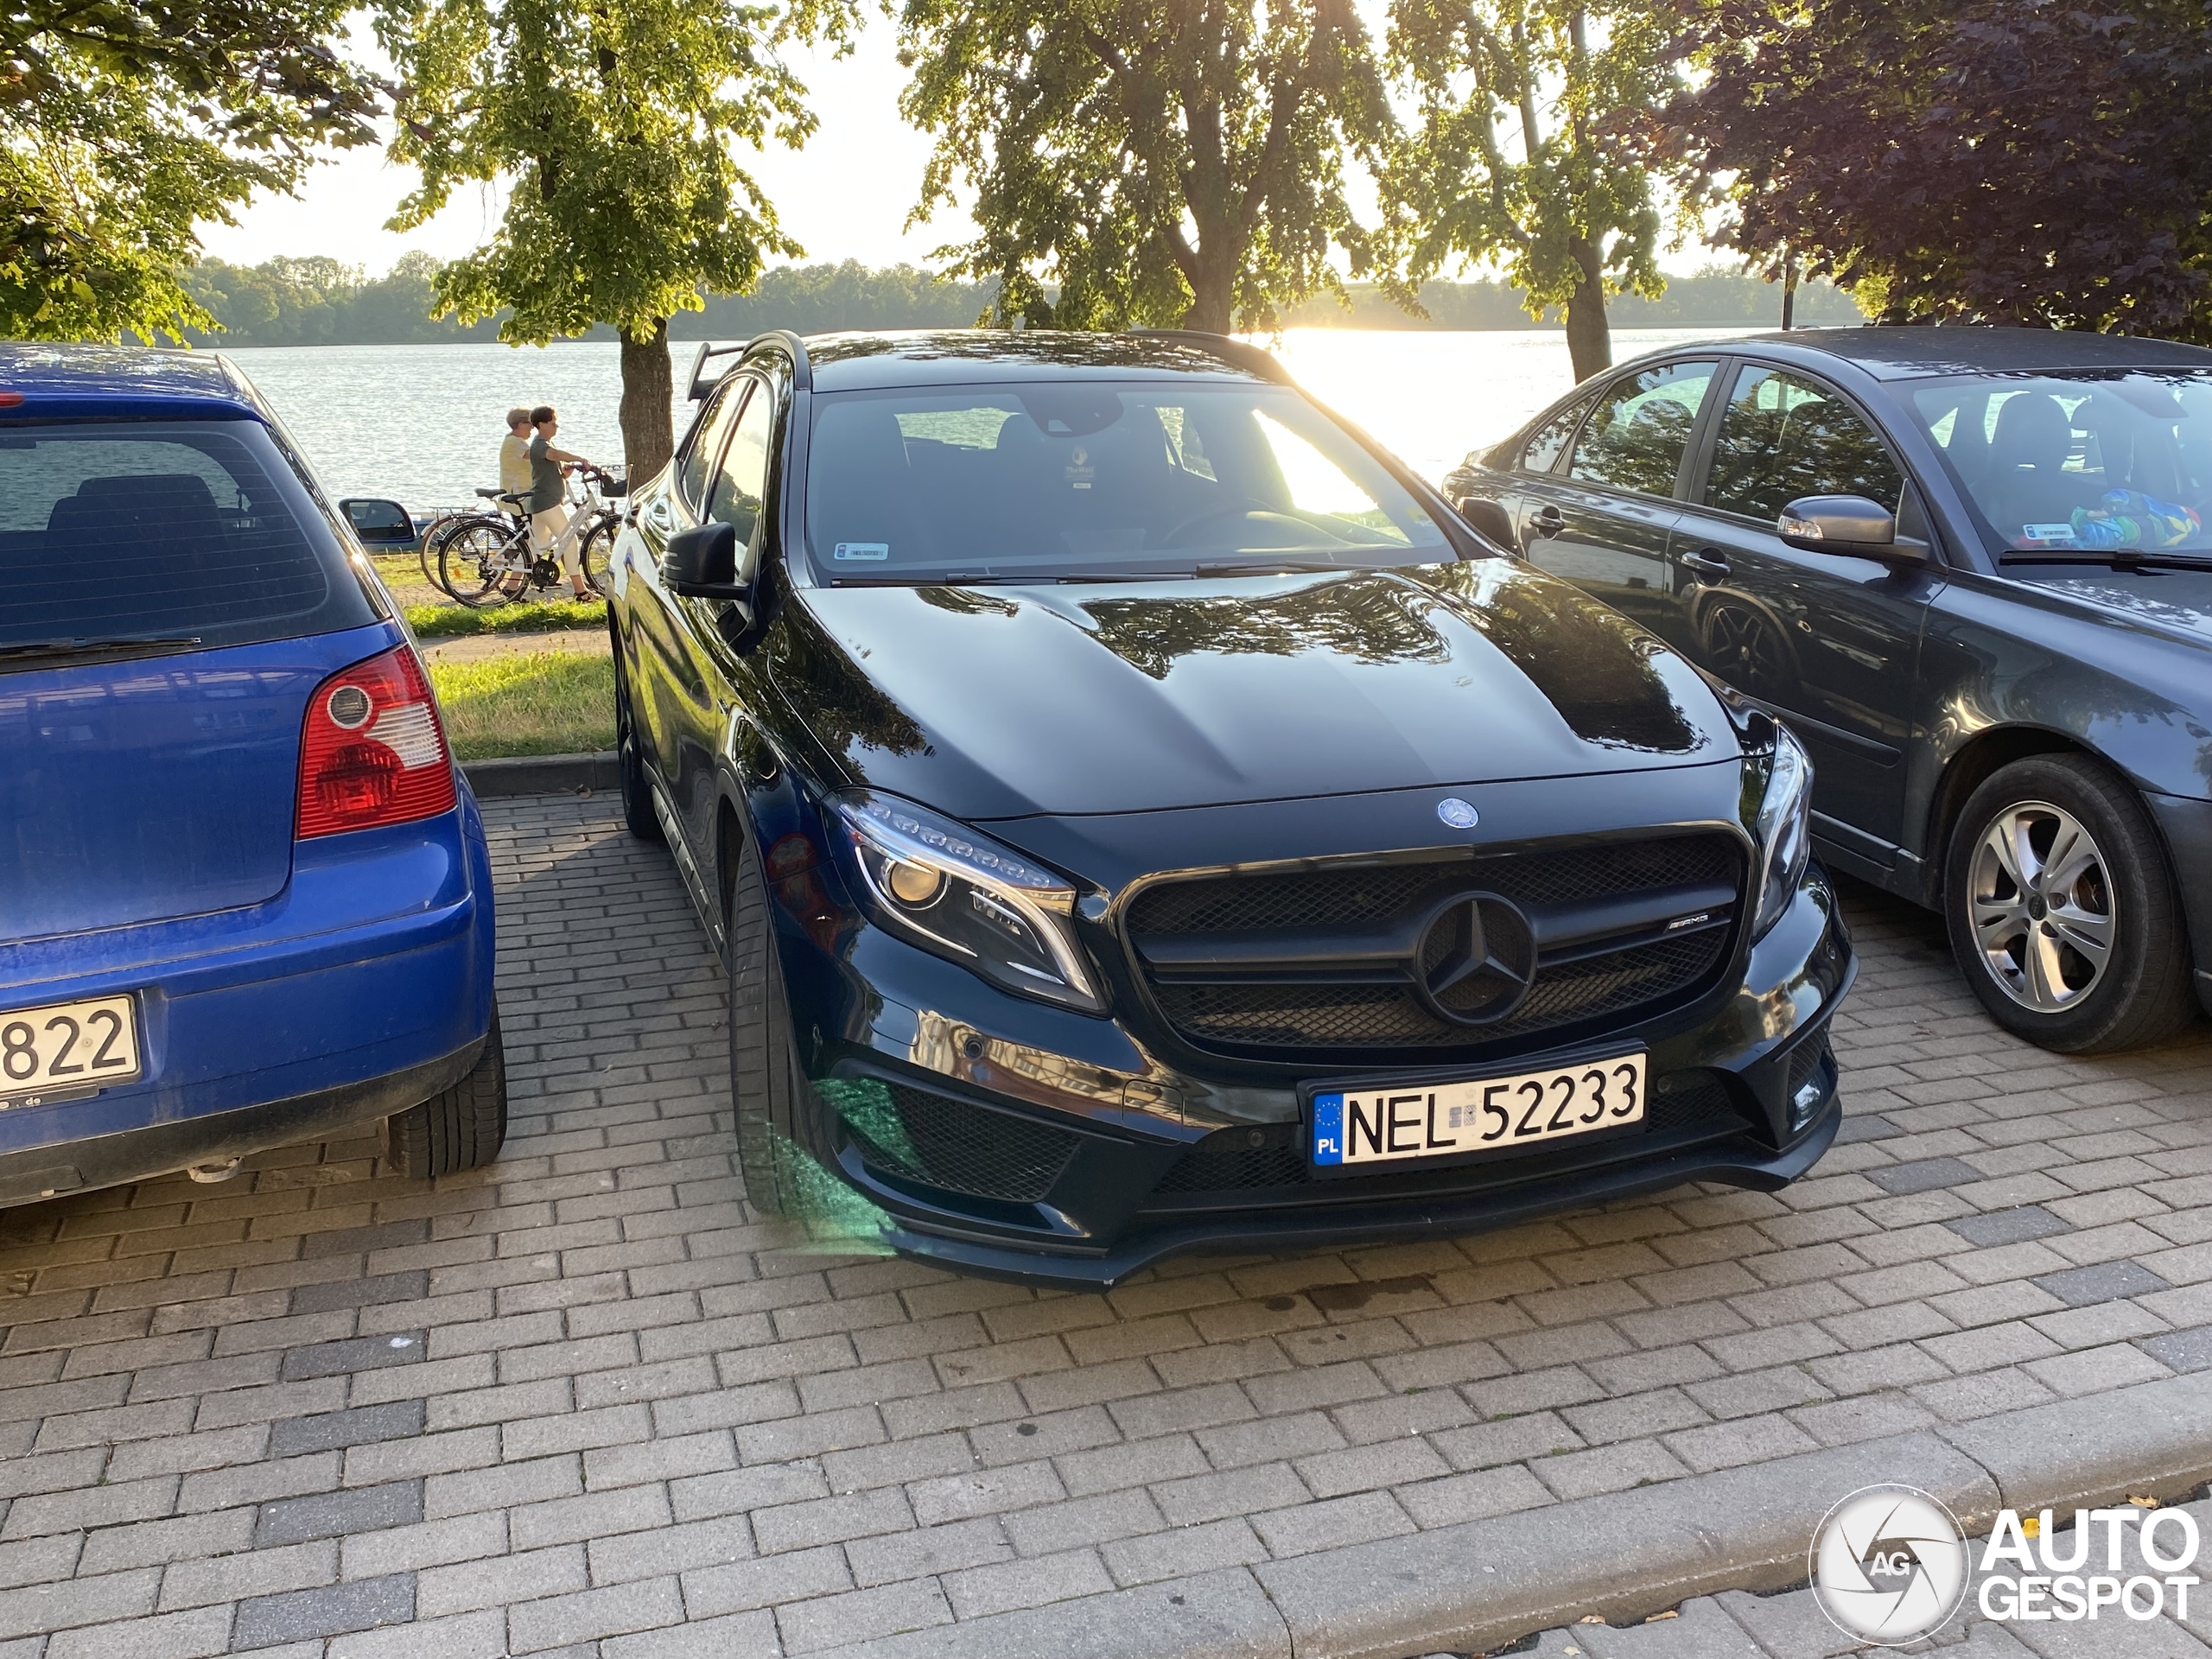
[0,344,504,1201]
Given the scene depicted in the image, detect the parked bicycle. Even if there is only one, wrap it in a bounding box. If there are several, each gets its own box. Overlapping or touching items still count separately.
[429,464,627,607]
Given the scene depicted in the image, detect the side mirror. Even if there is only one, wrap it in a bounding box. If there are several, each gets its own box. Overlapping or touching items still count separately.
[1453,495,1518,552]
[664,522,749,601]
[339,498,416,547]
[1777,495,1922,563]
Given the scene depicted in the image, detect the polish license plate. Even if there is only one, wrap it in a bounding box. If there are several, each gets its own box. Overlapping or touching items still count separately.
[0,995,141,1109]
[1309,1050,1646,1173]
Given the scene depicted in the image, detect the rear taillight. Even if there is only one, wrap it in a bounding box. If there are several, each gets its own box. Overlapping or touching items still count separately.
[296,645,456,839]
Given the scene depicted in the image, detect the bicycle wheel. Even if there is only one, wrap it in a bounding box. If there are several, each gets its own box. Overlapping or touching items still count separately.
[439,519,526,608]
[423,513,494,602]
[579,516,617,594]
[415,513,456,593]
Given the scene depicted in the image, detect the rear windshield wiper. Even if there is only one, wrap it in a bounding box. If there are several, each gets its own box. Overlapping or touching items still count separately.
[0,632,205,664]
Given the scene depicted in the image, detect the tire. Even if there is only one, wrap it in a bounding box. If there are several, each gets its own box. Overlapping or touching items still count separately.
[1943,754,2196,1052]
[439,519,524,608]
[387,1007,508,1177]
[727,825,823,1216]
[609,628,660,842]
[579,518,617,594]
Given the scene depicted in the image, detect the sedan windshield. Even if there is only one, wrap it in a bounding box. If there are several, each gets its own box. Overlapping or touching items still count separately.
[1909,371,2212,555]
[802,381,1456,582]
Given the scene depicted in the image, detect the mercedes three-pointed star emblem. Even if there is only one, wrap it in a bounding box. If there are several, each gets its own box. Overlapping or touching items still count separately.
[1413,893,1538,1026]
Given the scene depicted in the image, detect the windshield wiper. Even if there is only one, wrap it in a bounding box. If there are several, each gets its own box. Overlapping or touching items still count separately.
[2000,550,2212,573]
[0,632,205,664]
[1192,559,1361,575]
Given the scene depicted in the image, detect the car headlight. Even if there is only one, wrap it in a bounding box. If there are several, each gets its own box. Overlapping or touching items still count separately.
[832,791,1105,1014]
[1750,721,1815,940]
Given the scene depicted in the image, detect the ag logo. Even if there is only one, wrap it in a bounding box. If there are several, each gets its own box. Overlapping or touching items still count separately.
[1810,1485,1969,1645]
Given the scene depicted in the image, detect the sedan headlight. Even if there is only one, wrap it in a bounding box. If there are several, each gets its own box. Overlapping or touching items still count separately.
[832,791,1105,1013]
[1750,722,1815,940]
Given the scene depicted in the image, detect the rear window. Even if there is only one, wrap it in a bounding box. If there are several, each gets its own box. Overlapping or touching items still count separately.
[0,420,376,652]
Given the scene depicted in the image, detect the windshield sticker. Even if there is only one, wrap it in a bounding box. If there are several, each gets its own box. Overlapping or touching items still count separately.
[2017,523,2081,549]
[1065,446,1094,491]
[833,543,890,562]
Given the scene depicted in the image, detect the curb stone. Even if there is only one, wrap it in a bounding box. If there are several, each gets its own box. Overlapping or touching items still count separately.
[461,751,618,798]
[839,1371,2212,1659]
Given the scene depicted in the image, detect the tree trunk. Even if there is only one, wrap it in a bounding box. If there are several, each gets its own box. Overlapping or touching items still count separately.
[619,319,675,486]
[1780,250,1797,330]
[1180,253,1236,334]
[1563,237,1611,383]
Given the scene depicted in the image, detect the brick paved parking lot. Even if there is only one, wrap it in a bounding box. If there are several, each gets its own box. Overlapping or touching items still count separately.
[0,792,2205,1656]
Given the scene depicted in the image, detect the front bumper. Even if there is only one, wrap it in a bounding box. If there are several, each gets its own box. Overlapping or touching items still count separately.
[775,826,1857,1289]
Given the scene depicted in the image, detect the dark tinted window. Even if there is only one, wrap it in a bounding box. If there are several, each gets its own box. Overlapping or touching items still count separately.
[678,382,741,511]
[1568,362,1716,497]
[1706,366,1903,521]
[0,421,372,652]
[1522,397,1590,473]
[706,382,773,543]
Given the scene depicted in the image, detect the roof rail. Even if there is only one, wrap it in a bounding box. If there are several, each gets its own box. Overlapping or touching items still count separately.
[685,341,747,402]
[742,329,812,393]
[1129,328,1294,385]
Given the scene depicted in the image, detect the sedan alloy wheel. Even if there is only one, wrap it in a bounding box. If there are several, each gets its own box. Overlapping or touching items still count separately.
[1967,800,2113,1011]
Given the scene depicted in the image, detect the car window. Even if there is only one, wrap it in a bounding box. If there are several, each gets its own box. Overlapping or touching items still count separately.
[1909,371,2212,552]
[0,420,373,654]
[1521,397,1591,474]
[677,381,742,512]
[1705,365,1903,522]
[705,381,774,543]
[802,381,1454,583]
[1567,362,1717,498]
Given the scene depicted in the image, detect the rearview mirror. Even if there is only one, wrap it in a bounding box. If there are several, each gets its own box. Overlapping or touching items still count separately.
[339,498,416,547]
[664,522,749,601]
[1777,495,1920,562]
[1453,495,1517,552]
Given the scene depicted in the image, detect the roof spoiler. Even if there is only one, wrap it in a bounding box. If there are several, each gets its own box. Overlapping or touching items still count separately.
[1129,329,1294,385]
[686,330,814,401]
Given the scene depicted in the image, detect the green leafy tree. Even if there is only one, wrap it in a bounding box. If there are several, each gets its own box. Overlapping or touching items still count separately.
[3,0,380,340]
[1381,0,1678,381]
[897,0,1395,333]
[379,0,849,480]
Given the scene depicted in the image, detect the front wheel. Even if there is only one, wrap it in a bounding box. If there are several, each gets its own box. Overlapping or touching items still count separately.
[439,519,524,608]
[579,517,617,594]
[387,1007,508,1178]
[609,626,660,843]
[728,826,823,1216]
[1943,755,2196,1052]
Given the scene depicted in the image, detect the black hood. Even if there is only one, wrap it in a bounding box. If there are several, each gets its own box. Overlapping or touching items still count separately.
[773,561,1739,821]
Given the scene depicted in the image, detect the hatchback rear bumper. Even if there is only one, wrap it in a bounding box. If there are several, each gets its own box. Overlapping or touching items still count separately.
[0,1035,484,1207]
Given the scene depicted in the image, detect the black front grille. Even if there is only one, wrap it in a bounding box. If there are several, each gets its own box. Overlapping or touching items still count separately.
[831,1079,1079,1204]
[1151,1071,1748,1200]
[1786,1029,1833,1100]
[1127,836,1743,1060]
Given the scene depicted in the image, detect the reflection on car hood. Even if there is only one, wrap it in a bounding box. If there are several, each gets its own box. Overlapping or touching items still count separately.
[779,562,1738,819]
[2012,570,2212,649]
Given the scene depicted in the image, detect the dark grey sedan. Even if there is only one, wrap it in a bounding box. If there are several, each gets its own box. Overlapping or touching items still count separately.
[1446,327,2212,1052]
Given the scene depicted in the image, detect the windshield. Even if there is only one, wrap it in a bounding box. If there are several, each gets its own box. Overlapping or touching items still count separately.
[0,419,373,654]
[802,381,1456,582]
[1908,371,2212,556]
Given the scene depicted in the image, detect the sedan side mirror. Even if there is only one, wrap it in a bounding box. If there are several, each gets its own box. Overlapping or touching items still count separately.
[1777,495,1923,563]
[664,521,750,601]
[1453,495,1518,552]
[339,498,417,547]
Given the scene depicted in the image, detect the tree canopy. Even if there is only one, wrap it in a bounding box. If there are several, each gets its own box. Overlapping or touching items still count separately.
[2,0,379,340]
[1672,0,2212,340]
[1382,0,1681,382]
[897,0,1394,333]
[378,0,848,479]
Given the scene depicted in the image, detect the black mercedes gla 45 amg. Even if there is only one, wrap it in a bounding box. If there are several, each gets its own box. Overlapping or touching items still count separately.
[605,329,1855,1286]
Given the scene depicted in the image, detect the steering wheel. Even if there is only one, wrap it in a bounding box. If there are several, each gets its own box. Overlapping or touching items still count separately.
[1159,501,1284,548]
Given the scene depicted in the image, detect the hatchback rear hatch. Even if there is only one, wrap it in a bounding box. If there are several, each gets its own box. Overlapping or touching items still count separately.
[0,416,386,942]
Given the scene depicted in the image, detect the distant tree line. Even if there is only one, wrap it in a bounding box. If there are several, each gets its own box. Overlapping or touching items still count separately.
[181,254,1853,346]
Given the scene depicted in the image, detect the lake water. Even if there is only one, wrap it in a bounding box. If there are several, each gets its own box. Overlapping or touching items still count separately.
[223,326,1762,511]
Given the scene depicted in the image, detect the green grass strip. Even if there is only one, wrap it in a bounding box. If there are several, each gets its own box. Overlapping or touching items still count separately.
[406,599,607,639]
[429,650,616,760]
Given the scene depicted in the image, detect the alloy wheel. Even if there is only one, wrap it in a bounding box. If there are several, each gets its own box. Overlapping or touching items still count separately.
[1967,800,2116,1012]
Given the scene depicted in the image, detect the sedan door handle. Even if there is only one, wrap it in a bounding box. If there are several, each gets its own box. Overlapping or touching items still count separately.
[1683,548,1732,582]
[1527,506,1566,537]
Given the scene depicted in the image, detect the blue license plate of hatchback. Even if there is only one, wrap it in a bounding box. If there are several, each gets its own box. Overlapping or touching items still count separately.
[1308,1049,1647,1174]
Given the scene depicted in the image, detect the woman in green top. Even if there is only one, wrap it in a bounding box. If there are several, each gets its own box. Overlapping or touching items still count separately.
[526,405,595,601]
